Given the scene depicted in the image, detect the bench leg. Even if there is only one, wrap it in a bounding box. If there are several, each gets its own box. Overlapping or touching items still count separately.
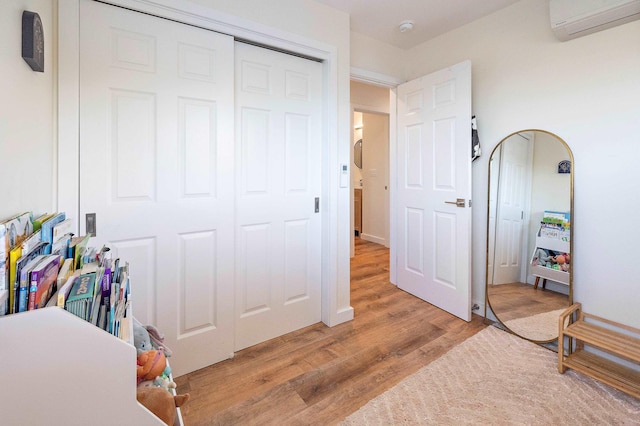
[558,334,566,373]
[534,277,540,290]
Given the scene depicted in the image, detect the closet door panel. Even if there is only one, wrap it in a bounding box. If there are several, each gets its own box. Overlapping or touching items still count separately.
[79,0,235,376]
[235,43,323,351]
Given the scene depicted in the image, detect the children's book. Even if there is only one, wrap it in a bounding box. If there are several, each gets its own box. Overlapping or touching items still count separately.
[28,255,61,310]
[57,258,73,286]
[57,271,80,308]
[68,235,90,270]
[88,267,105,325]
[1,212,33,255]
[98,265,112,331]
[21,230,42,254]
[52,219,73,244]
[0,212,33,293]
[32,213,53,232]
[8,246,22,314]
[12,242,47,313]
[8,231,44,313]
[17,255,47,313]
[40,212,66,255]
[65,272,96,320]
[51,233,73,258]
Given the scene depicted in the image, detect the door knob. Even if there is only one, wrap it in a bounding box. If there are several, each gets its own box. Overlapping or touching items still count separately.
[445,198,466,208]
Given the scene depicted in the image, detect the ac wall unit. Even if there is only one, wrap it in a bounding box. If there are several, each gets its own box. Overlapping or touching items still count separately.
[550,0,640,41]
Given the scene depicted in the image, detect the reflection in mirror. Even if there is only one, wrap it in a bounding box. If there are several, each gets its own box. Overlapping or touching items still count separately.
[486,130,573,343]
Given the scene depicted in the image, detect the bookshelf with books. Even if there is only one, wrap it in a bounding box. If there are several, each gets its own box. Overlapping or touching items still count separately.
[0,211,183,425]
[529,211,571,289]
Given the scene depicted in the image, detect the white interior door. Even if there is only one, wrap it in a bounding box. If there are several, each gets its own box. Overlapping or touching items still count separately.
[492,133,532,285]
[79,0,235,376]
[396,61,472,321]
[234,42,323,351]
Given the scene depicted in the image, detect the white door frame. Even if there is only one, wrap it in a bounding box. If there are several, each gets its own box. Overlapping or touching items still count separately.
[57,0,353,327]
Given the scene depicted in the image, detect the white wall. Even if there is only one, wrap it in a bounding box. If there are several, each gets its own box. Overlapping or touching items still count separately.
[0,0,55,220]
[350,31,405,81]
[529,132,571,230]
[361,112,389,246]
[404,0,640,327]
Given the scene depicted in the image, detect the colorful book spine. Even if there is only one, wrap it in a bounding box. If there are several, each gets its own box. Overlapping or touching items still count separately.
[28,255,61,310]
[18,255,46,313]
[99,267,112,331]
[8,246,22,314]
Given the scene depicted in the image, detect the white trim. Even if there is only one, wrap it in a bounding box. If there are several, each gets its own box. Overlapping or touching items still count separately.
[352,103,389,115]
[361,233,386,246]
[389,88,398,285]
[58,1,80,237]
[57,0,348,328]
[350,66,404,88]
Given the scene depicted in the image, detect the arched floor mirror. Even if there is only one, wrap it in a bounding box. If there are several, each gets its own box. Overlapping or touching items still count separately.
[485,129,573,344]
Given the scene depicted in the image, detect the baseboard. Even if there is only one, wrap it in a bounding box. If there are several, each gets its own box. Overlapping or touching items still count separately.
[361,233,386,246]
[326,306,354,327]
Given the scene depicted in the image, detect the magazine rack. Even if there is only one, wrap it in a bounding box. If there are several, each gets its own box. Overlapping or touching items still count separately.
[0,307,170,425]
[530,225,570,289]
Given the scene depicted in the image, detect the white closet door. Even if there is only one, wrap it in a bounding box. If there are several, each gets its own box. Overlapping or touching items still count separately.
[79,0,235,376]
[234,42,323,351]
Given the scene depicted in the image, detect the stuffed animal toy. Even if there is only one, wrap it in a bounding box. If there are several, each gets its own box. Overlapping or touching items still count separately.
[554,254,566,265]
[153,375,177,391]
[134,322,154,355]
[145,324,173,358]
[137,376,177,392]
[137,386,190,426]
[534,248,553,267]
[137,349,167,383]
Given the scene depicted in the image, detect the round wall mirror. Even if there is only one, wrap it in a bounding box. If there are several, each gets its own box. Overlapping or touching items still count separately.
[354,139,362,169]
[485,130,573,343]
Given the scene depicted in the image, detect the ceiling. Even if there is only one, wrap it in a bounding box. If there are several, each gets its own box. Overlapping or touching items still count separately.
[313,0,522,49]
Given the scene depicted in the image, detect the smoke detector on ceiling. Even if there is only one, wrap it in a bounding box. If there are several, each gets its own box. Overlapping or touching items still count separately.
[399,20,414,33]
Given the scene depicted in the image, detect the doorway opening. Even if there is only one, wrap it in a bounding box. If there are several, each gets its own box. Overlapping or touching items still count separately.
[350,81,391,258]
[352,111,389,250]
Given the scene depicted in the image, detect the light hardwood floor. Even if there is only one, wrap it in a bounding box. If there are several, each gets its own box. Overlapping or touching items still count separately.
[487,282,570,322]
[174,238,486,425]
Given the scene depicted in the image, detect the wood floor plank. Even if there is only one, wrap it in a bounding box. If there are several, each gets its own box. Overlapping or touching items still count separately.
[175,238,487,425]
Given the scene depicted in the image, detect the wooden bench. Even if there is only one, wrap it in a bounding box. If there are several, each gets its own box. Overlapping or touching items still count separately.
[558,303,640,399]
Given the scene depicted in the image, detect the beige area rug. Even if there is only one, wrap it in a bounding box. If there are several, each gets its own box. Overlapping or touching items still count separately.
[340,326,640,425]
[503,308,566,341]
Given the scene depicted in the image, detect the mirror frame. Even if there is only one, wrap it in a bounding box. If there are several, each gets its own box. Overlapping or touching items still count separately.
[484,129,574,344]
[354,138,362,169]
